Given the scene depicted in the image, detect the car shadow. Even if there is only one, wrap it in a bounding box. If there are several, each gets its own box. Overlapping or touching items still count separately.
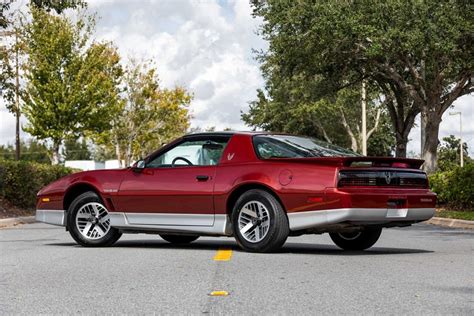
[45,239,433,255]
[281,242,433,255]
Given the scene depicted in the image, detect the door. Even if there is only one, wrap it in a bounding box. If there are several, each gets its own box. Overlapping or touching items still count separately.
[115,136,230,226]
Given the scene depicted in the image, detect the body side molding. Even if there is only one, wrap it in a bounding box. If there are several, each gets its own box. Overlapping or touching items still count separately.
[109,213,232,236]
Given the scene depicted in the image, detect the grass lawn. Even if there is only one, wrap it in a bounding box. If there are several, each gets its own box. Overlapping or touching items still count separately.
[435,209,474,221]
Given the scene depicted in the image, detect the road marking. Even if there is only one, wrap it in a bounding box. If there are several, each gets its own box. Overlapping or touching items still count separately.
[209,290,229,296]
[213,248,232,261]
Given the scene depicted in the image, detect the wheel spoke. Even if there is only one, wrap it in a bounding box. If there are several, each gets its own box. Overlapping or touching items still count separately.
[99,214,110,224]
[82,222,93,236]
[77,215,92,221]
[254,225,260,240]
[240,222,254,234]
[91,203,99,216]
[241,206,257,218]
[94,225,105,236]
[254,203,260,218]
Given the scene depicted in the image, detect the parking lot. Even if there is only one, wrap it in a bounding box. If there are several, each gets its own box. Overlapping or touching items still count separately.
[1,223,472,314]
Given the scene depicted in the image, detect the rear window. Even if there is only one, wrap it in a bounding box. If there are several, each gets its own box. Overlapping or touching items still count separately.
[253,135,359,158]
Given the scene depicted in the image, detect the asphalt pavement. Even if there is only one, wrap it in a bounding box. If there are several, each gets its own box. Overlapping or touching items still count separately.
[1,223,473,315]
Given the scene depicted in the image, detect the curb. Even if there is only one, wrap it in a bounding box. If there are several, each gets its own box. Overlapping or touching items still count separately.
[427,217,474,230]
[0,216,36,228]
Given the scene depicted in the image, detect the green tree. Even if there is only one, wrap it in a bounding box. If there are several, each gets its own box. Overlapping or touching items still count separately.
[0,139,50,163]
[62,138,91,160]
[22,8,123,164]
[437,135,471,172]
[1,0,85,29]
[94,61,192,167]
[30,0,86,13]
[0,0,13,28]
[251,0,473,172]
[243,85,395,155]
[188,126,217,133]
[1,16,27,161]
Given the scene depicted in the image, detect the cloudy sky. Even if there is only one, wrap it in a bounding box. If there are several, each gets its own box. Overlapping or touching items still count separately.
[0,0,472,156]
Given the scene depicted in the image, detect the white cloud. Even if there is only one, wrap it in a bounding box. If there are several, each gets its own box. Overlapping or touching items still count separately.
[88,0,265,130]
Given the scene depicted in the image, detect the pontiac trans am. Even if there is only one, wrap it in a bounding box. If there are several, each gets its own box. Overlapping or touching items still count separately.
[36,132,436,252]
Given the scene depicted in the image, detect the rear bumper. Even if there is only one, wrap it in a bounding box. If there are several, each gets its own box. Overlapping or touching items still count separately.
[36,209,66,226]
[288,207,435,231]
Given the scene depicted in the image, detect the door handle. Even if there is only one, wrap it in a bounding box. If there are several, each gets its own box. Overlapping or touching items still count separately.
[196,175,209,181]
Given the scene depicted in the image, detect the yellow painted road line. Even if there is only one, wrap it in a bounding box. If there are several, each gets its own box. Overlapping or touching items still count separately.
[213,248,232,261]
[209,290,229,297]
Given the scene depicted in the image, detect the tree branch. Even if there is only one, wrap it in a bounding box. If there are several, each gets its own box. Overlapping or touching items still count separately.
[373,61,426,107]
[402,54,426,99]
[314,121,332,143]
[367,108,381,139]
[440,74,472,113]
[339,108,358,152]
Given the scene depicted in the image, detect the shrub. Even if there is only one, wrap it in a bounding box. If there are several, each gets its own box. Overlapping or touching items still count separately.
[429,163,474,210]
[0,160,74,209]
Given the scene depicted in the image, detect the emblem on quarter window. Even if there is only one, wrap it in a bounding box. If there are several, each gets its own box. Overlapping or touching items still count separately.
[227,153,235,161]
[384,172,392,184]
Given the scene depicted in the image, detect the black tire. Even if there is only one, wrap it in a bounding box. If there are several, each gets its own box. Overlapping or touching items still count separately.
[329,228,382,251]
[67,192,122,247]
[160,234,199,244]
[232,189,289,253]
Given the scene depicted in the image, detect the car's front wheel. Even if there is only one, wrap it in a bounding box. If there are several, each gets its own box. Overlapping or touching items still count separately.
[232,189,289,253]
[329,228,382,251]
[160,234,199,244]
[67,192,122,247]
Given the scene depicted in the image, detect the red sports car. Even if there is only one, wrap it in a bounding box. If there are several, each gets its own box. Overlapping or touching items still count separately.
[36,132,436,252]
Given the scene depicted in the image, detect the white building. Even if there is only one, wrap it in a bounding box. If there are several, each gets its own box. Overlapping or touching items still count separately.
[65,160,125,170]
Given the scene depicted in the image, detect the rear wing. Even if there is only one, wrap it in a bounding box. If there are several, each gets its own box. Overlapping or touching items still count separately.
[266,157,424,169]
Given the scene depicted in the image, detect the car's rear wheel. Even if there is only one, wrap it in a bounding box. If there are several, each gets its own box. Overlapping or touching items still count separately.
[232,189,289,253]
[329,228,382,251]
[67,192,122,247]
[160,234,199,244]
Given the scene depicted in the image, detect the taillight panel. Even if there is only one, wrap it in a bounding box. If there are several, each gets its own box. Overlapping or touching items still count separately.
[338,170,428,188]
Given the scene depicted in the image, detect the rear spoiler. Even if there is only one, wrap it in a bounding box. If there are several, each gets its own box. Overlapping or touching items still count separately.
[266,157,425,169]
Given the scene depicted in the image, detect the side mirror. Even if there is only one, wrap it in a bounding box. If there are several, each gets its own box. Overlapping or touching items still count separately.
[132,159,146,173]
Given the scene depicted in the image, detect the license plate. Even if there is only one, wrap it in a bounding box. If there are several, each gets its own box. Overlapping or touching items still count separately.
[387,208,408,218]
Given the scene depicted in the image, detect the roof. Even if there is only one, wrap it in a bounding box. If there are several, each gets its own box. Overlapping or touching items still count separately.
[183,131,269,138]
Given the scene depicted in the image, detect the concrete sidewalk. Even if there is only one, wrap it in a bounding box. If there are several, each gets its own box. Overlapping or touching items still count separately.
[427,216,474,230]
[0,216,35,228]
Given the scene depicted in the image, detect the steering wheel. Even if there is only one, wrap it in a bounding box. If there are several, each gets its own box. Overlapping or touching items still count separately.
[171,157,193,166]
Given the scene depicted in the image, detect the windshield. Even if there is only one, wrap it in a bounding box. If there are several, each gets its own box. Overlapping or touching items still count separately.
[253,135,360,158]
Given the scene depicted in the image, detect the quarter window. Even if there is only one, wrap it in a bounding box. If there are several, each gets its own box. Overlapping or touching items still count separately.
[253,135,359,158]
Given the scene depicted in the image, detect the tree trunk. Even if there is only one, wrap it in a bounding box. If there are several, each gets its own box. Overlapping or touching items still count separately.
[125,140,132,167]
[14,31,20,161]
[420,111,427,155]
[377,83,419,158]
[395,134,408,157]
[114,134,123,168]
[15,107,20,160]
[421,109,441,174]
[51,141,61,165]
[115,144,123,168]
[339,109,359,153]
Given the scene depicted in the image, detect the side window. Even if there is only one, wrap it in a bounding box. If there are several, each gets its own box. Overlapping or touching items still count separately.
[254,136,303,158]
[147,138,229,168]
